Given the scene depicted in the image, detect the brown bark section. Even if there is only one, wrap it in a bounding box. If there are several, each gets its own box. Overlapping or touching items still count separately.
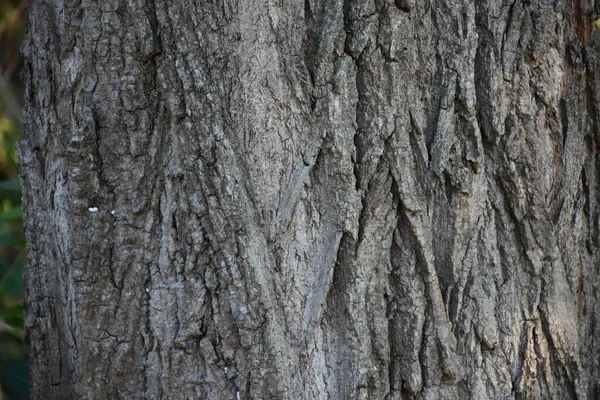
[20,0,600,398]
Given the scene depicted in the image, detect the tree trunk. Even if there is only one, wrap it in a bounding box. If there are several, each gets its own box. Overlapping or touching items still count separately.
[19,0,600,398]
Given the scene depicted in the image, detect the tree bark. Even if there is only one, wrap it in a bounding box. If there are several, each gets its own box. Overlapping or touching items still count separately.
[19,0,600,398]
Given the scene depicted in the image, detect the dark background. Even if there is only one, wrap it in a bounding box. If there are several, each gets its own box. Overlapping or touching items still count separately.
[0,1,28,399]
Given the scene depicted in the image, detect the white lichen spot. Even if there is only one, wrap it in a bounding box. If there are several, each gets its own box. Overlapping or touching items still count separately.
[111,209,116,215]
[88,207,99,212]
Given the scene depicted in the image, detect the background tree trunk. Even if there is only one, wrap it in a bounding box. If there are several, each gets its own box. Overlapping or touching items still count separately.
[19,0,600,398]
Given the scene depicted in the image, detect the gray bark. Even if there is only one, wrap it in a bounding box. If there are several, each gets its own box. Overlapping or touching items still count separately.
[19,0,600,398]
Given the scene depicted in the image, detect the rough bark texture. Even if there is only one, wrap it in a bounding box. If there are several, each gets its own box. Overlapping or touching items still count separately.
[20,0,600,398]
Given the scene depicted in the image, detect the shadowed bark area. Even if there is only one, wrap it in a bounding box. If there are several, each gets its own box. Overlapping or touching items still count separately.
[20,0,600,398]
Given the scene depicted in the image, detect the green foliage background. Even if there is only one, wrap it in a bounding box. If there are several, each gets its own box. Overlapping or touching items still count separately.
[0,1,28,399]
